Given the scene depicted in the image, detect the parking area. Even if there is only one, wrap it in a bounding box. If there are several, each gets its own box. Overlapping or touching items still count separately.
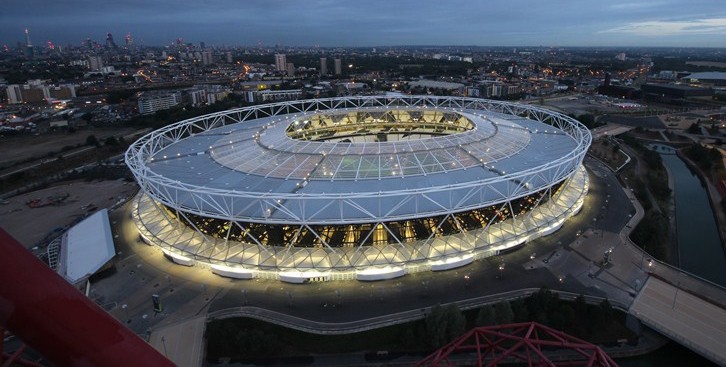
[0,179,137,248]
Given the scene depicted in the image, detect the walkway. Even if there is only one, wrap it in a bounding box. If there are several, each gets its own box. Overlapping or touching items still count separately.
[149,316,206,367]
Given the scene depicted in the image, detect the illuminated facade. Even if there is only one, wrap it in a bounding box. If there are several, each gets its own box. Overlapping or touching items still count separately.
[126,96,591,282]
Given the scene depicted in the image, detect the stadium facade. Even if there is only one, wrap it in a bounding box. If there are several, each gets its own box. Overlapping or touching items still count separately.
[126,96,591,283]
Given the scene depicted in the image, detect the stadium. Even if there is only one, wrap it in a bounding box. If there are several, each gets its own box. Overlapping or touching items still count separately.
[125,96,591,283]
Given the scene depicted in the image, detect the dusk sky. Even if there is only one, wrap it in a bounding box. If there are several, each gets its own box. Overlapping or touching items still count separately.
[2,0,725,48]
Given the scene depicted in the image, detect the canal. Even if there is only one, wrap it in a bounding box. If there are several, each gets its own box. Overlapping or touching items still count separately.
[651,144,726,287]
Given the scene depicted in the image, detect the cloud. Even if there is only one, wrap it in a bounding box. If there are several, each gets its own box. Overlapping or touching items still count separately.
[602,17,726,36]
[608,2,668,10]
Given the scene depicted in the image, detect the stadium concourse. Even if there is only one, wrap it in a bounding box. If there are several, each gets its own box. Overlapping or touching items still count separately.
[126,96,591,283]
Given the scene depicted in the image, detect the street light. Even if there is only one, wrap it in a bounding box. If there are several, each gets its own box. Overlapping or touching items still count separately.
[497,263,505,280]
[603,247,613,265]
[121,303,129,322]
[161,336,168,356]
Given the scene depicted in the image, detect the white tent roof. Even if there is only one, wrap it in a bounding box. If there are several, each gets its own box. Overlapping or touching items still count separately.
[58,209,115,283]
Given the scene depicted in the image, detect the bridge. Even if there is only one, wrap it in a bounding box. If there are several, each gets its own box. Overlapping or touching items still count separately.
[629,266,726,366]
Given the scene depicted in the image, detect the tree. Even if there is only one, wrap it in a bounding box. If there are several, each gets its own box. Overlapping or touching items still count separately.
[443,304,466,342]
[572,295,589,337]
[494,301,514,325]
[85,134,99,147]
[426,304,465,348]
[81,113,94,123]
[573,295,588,317]
[589,298,616,336]
[576,114,596,129]
[475,305,497,326]
[549,304,575,330]
[511,299,529,322]
[104,136,119,146]
[598,299,615,323]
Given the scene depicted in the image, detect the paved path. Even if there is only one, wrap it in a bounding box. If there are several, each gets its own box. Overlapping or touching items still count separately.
[149,316,206,367]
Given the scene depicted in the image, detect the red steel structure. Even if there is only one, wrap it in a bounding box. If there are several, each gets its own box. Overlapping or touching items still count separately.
[417,322,618,367]
[0,228,174,367]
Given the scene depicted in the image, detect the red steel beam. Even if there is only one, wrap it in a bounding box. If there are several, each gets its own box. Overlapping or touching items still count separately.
[0,228,174,367]
[417,322,618,367]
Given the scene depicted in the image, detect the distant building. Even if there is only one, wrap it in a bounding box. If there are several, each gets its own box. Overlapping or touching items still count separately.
[409,80,465,92]
[6,82,76,104]
[615,52,626,61]
[226,52,233,64]
[275,54,287,72]
[320,57,328,76]
[490,84,503,97]
[244,89,302,103]
[334,58,342,75]
[188,89,207,107]
[105,33,118,49]
[138,91,181,115]
[286,62,295,77]
[24,29,34,59]
[465,86,481,97]
[87,56,104,71]
[682,72,726,87]
[201,51,213,65]
[641,83,713,99]
[598,84,641,99]
[6,85,24,103]
[185,85,231,107]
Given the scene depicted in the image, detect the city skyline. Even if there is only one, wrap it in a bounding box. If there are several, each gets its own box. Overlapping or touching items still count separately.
[2,0,726,48]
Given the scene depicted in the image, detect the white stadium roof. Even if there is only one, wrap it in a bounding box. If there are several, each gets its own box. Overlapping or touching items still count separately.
[142,108,579,223]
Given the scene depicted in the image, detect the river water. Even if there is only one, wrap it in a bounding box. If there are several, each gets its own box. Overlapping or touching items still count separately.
[651,144,726,287]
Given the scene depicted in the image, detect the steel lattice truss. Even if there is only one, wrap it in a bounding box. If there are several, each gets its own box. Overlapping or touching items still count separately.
[125,96,591,280]
[417,322,618,367]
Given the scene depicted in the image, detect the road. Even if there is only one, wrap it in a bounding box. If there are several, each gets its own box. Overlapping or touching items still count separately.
[0,145,96,179]
[0,128,148,180]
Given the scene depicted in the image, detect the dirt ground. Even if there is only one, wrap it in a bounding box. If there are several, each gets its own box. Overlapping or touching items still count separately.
[0,127,139,167]
[0,179,138,248]
[661,114,700,130]
[589,140,629,170]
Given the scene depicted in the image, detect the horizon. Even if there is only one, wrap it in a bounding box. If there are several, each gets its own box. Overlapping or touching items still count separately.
[2,0,726,49]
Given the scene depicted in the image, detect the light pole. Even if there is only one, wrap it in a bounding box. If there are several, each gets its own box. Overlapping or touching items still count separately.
[161,336,168,356]
[121,303,129,322]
